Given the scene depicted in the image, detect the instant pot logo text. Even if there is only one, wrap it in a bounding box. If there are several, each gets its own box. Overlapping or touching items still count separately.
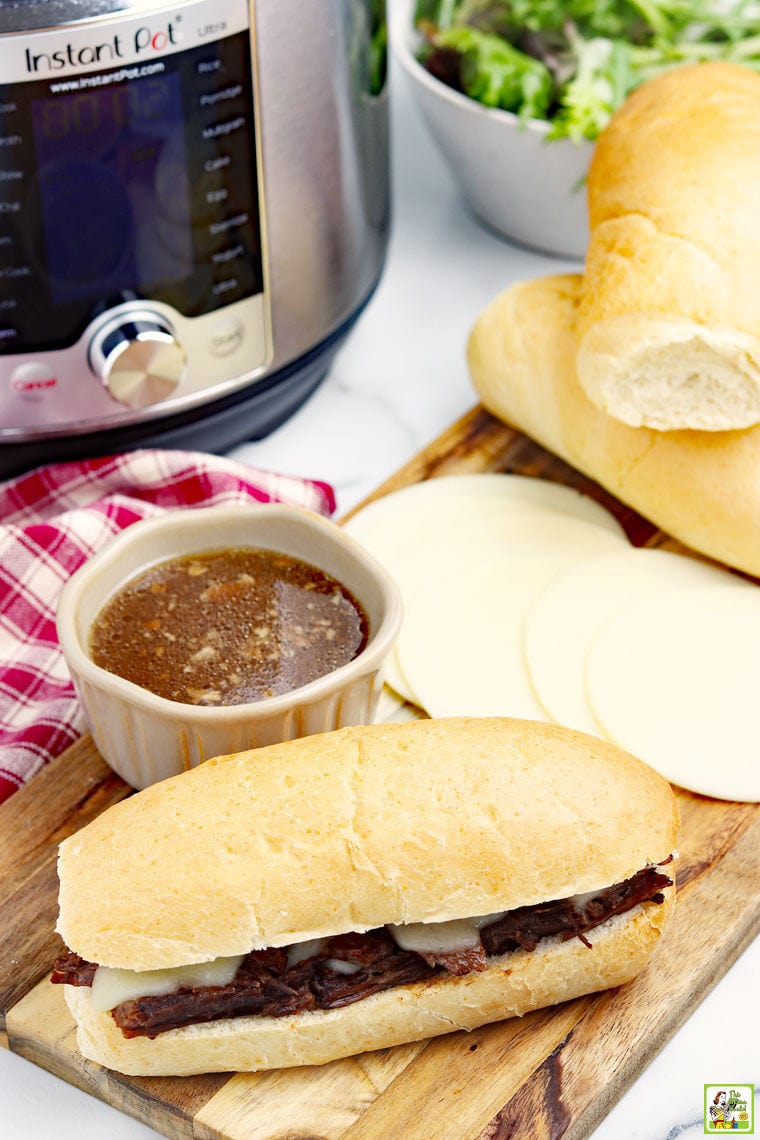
[24,18,182,73]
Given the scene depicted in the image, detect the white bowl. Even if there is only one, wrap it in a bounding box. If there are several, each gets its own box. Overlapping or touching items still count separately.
[391,0,592,258]
[57,504,402,789]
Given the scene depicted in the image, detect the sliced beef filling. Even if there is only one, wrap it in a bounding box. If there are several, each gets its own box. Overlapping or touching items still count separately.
[482,864,672,956]
[52,864,671,1039]
[51,954,97,986]
[419,945,489,975]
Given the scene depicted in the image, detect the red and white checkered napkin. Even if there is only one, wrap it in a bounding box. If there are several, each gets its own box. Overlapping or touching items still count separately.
[0,449,336,805]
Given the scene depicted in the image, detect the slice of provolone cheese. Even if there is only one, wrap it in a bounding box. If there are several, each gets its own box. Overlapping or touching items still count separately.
[343,475,625,704]
[90,954,245,1012]
[524,548,751,735]
[396,509,626,720]
[388,914,506,954]
[345,489,557,570]
[396,559,554,720]
[385,647,422,706]
[343,474,625,559]
[586,585,760,802]
[384,511,626,704]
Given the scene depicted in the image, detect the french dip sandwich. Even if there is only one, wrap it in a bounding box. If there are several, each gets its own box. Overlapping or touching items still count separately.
[52,718,679,1076]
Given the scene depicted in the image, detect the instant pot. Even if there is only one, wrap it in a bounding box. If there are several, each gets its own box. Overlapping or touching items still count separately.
[0,0,389,475]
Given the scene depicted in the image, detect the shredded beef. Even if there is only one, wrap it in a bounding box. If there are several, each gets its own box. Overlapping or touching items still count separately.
[418,945,489,975]
[318,930,398,968]
[310,931,435,1010]
[115,963,314,1038]
[50,953,97,987]
[106,930,434,1038]
[51,864,672,1039]
[480,866,671,956]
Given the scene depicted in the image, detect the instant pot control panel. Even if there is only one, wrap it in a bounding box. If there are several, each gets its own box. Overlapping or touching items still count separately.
[0,0,271,436]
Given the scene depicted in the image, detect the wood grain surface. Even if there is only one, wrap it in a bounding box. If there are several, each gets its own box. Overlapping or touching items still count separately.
[2,404,759,1139]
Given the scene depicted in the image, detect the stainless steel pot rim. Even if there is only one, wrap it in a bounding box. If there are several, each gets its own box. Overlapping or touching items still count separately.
[0,0,170,35]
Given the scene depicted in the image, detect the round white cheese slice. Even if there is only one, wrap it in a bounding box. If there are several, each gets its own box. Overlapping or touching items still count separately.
[586,584,760,802]
[396,559,555,720]
[343,474,625,564]
[395,512,626,721]
[344,476,625,706]
[385,646,422,706]
[346,490,537,701]
[523,548,751,735]
[383,509,627,704]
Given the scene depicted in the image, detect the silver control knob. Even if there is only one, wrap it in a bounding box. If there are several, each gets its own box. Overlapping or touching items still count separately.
[89,310,187,410]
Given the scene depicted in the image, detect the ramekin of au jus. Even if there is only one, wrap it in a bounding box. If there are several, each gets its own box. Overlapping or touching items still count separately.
[56,504,402,788]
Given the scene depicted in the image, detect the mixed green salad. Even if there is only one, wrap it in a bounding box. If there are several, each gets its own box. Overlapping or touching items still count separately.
[413,0,760,141]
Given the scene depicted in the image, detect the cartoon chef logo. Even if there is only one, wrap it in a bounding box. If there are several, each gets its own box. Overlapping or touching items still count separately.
[710,1091,734,1129]
[704,1085,754,1133]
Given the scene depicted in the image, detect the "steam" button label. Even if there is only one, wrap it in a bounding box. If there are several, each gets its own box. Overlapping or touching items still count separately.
[209,316,243,356]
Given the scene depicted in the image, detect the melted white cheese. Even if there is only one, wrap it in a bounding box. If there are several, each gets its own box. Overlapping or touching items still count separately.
[324,959,362,975]
[286,938,326,968]
[387,913,506,955]
[570,890,600,915]
[90,954,246,1012]
[88,888,638,1013]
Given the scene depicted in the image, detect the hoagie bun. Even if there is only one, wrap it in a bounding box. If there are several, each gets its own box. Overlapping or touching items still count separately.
[468,273,760,578]
[54,717,678,1075]
[577,62,760,432]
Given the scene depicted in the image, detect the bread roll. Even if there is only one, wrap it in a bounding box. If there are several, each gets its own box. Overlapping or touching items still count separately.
[57,717,676,969]
[577,62,760,431]
[468,273,760,577]
[54,717,678,1075]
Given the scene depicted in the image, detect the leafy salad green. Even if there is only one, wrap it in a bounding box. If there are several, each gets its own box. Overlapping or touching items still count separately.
[413,0,760,141]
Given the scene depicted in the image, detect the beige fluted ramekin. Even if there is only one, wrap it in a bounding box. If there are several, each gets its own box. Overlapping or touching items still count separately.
[56,503,402,789]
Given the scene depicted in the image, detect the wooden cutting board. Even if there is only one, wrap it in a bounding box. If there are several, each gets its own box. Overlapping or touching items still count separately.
[2,404,759,1140]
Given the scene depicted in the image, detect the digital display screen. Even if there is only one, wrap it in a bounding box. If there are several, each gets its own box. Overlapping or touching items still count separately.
[31,71,193,305]
[0,29,263,355]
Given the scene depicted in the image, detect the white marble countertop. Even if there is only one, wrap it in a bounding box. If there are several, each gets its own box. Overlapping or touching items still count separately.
[2,33,757,1140]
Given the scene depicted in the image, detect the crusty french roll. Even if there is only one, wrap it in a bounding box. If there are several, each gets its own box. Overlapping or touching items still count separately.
[55,717,678,1076]
[576,61,760,431]
[469,273,760,577]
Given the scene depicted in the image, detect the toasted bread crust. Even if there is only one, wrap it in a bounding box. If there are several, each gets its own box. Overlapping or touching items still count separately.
[469,273,760,577]
[57,718,678,970]
[576,63,760,431]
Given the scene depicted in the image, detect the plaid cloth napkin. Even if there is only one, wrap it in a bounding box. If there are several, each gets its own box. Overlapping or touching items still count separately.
[0,449,335,805]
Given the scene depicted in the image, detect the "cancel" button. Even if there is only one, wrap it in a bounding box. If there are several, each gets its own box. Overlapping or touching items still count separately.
[11,361,58,397]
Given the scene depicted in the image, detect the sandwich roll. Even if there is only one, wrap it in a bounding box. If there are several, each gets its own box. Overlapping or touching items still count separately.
[577,62,760,432]
[468,273,760,578]
[52,718,678,1076]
